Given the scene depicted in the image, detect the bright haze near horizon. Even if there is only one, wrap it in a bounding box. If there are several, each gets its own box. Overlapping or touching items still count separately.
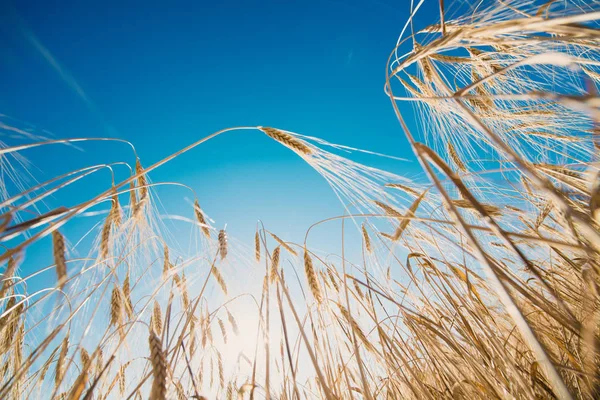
[0,0,444,272]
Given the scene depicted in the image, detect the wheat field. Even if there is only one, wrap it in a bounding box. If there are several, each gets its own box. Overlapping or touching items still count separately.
[2,0,600,399]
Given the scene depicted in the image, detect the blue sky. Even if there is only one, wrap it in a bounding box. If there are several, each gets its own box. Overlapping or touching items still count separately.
[0,0,443,266]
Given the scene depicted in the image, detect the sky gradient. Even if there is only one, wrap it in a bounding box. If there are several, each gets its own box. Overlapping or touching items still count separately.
[0,0,443,264]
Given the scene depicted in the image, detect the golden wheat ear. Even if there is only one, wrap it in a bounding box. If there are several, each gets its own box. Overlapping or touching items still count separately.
[259,127,313,155]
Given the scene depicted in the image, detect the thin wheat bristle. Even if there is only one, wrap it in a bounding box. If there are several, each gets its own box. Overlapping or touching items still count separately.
[269,233,298,256]
[260,127,313,155]
[52,230,67,290]
[194,199,211,238]
[218,229,228,260]
[148,331,167,400]
[303,248,322,303]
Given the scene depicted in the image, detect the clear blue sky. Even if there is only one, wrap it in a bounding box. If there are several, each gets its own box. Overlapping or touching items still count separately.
[0,0,441,264]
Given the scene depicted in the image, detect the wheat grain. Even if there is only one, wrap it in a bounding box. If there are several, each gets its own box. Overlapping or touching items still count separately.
[269,233,297,256]
[135,159,148,200]
[260,127,312,155]
[110,286,123,328]
[447,143,467,172]
[270,246,281,284]
[55,335,69,388]
[218,229,228,260]
[211,265,228,295]
[52,230,67,290]
[373,201,403,218]
[218,318,227,344]
[194,200,211,238]
[361,224,372,253]
[303,248,322,303]
[148,331,167,400]
[226,309,239,336]
[152,300,163,336]
[385,183,420,197]
[255,231,261,262]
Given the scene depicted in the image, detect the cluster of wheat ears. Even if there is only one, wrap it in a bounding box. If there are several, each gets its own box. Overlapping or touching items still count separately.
[2,0,600,399]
